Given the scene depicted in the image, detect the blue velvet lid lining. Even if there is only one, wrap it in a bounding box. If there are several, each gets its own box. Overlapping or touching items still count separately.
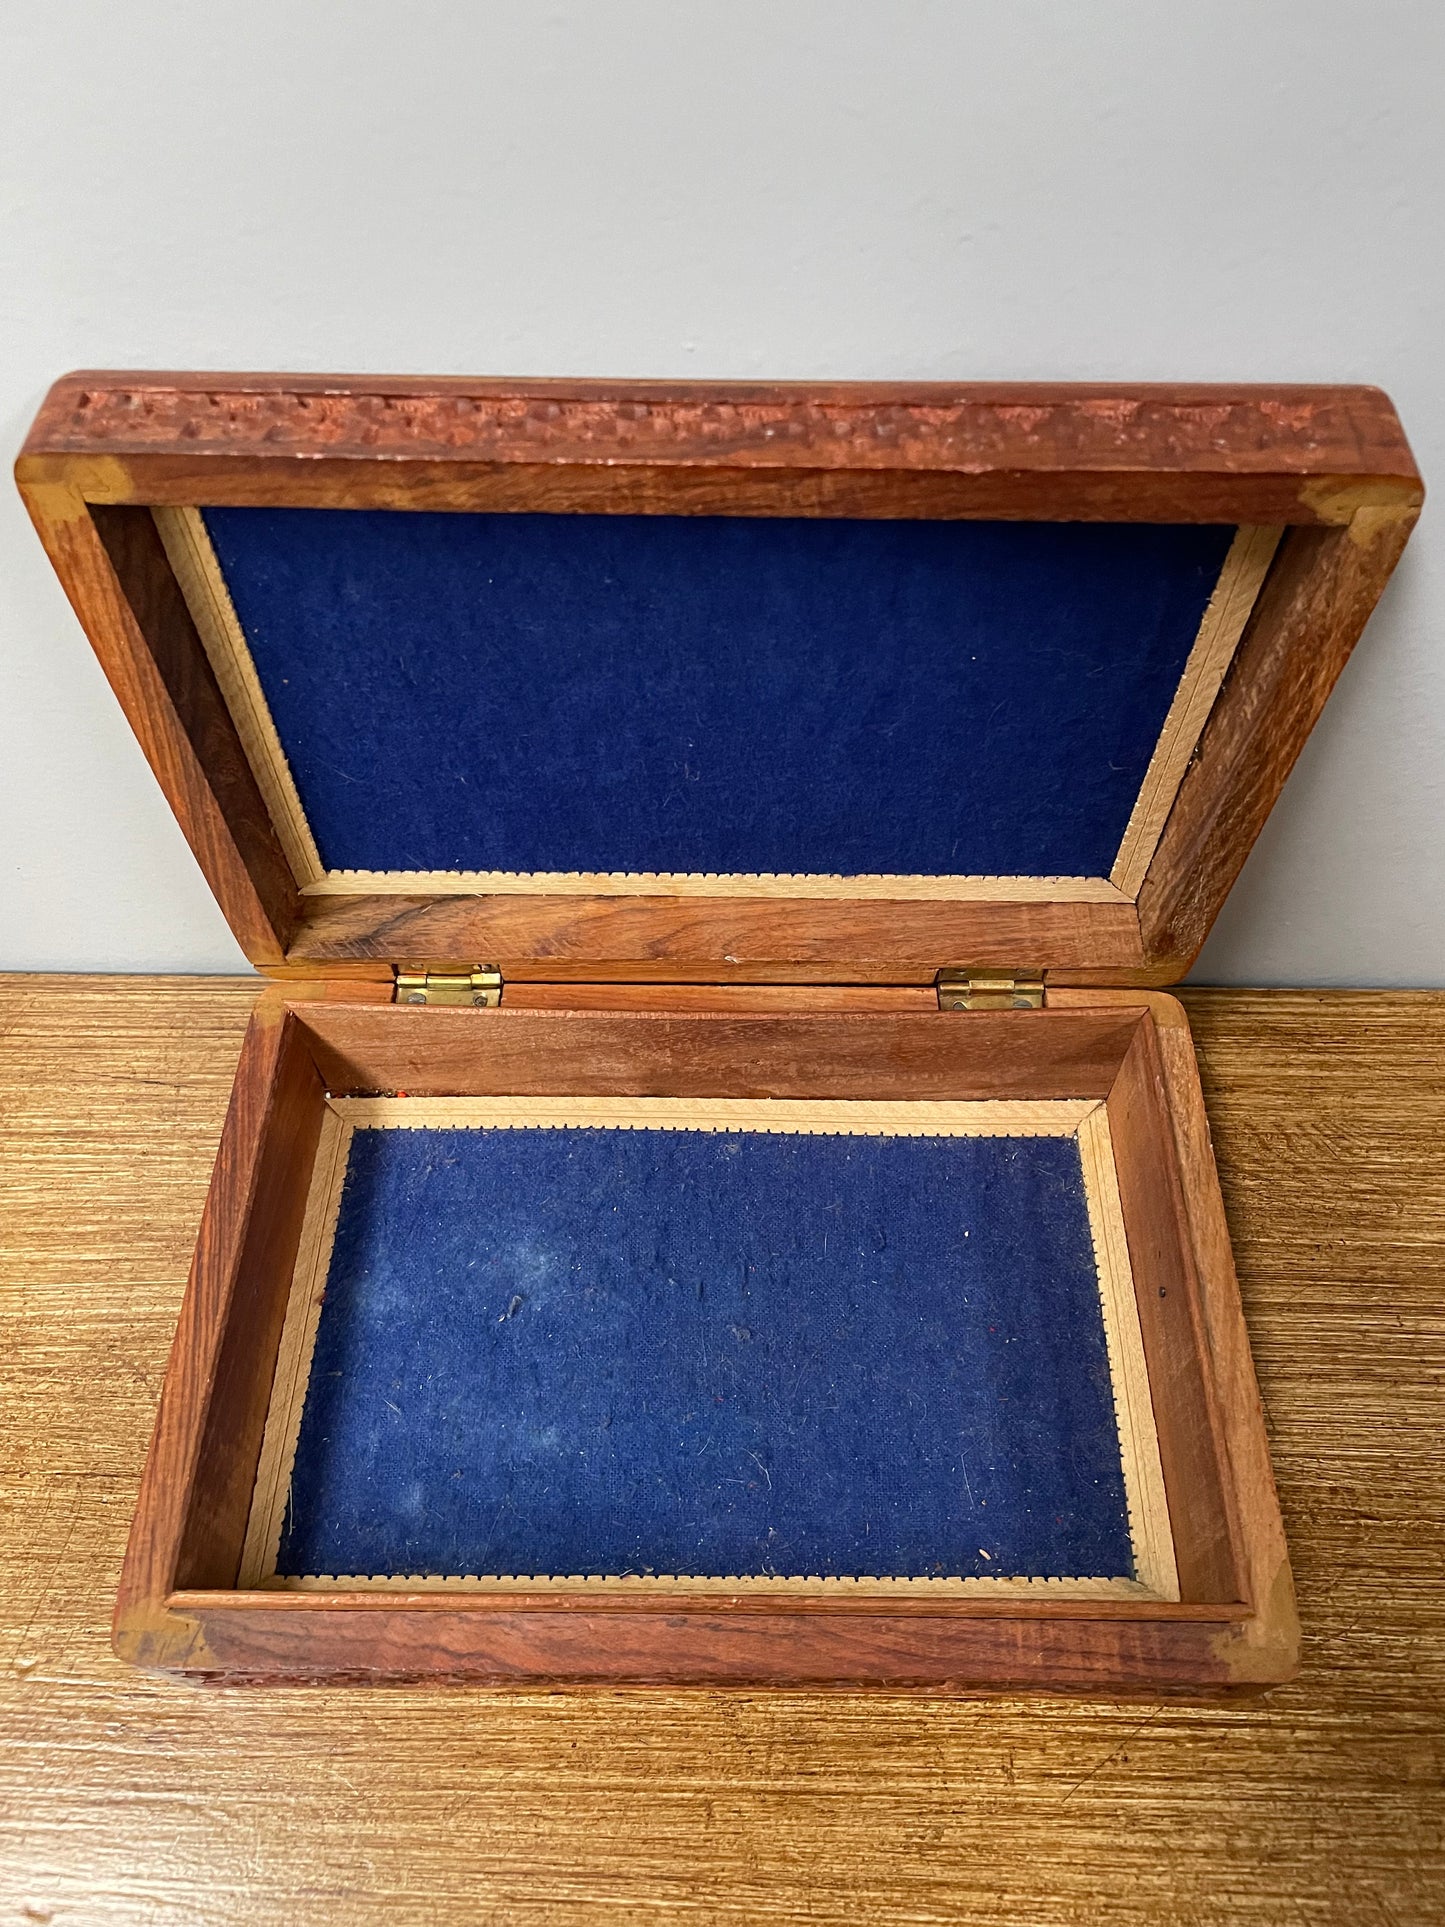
[277,1124,1134,1584]
[202,508,1236,882]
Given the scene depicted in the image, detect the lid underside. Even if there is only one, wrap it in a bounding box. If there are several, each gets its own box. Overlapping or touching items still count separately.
[161,504,1273,905]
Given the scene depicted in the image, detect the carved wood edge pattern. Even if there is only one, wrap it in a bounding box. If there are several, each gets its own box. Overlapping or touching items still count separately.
[26,377,1421,479]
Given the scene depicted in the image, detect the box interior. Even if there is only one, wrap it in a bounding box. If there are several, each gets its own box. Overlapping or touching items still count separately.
[170,999,1240,1612]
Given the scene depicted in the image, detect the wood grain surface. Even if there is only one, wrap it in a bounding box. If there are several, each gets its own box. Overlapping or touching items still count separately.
[1,977,1441,1923]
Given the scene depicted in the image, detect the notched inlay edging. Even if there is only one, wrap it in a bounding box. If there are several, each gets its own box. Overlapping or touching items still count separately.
[152,506,325,890]
[306,872,1131,903]
[1077,1105,1181,1603]
[256,1572,1167,1598]
[237,1106,352,1589]
[326,1096,1103,1136]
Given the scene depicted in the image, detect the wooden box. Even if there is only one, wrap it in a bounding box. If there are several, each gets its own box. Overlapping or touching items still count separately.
[16,374,1421,1691]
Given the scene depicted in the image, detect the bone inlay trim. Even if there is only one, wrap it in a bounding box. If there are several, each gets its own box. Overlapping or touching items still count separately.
[1077,1103,1180,1602]
[238,1106,352,1589]
[327,1096,1103,1135]
[255,1572,1162,1598]
[303,872,1131,902]
[1109,523,1282,896]
[152,506,325,889]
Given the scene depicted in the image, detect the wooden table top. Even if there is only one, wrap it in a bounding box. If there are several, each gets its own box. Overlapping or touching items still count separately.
[1,978,1441,1925]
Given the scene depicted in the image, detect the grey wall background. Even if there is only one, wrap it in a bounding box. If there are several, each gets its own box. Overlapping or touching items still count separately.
[2,1,1440,982]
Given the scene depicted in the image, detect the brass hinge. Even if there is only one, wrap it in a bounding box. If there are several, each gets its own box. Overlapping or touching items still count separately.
[394,965,503,1007]
[936,967,1045,1011]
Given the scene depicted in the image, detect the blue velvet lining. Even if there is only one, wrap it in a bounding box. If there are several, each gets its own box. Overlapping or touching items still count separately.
[204,509,1235,879]
[277,1126,1132,1581]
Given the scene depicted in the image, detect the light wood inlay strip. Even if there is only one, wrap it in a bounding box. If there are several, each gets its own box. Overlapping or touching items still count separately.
[1110,524,1282,898]
[1077,1103,1181,1602]
[326,1096,1102,1135]
[304,872,1131,903]
[255,1572,1162,1599]
[237,1105,352,1588]
[153,505,325,889]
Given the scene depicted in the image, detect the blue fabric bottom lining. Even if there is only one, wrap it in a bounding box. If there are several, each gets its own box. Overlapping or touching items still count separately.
[277,1125,1133,1582]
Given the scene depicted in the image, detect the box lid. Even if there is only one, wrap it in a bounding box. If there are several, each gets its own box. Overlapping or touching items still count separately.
[16,374,1421,987]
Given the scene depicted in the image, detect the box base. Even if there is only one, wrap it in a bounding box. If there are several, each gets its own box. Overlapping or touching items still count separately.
[115,986,1297,1692]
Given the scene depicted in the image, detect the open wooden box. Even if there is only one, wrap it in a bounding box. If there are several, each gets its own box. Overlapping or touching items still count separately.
[17,374,1421,1690]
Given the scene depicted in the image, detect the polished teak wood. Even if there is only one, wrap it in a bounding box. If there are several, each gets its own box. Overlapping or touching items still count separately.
[11,374,1421,1692]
